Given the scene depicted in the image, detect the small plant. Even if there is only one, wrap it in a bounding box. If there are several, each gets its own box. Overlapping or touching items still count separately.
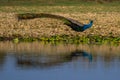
[13,38,19,43]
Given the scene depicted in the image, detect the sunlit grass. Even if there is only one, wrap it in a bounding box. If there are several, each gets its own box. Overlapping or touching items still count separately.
[0,12,120,37]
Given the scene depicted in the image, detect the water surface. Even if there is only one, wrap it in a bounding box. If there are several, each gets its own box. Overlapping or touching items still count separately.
[0,42,120,80]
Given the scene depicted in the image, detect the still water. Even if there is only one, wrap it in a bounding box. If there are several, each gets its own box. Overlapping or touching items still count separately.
[0,41,120,80]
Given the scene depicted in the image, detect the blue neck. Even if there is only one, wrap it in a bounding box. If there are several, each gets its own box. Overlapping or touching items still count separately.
[82,20,93,31]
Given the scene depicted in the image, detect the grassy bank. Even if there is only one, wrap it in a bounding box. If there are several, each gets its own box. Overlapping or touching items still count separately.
[0,0,120,43]
[0,34,119,45]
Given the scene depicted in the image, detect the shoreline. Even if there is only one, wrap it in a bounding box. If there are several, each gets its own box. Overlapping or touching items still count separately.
[0,35,120,45]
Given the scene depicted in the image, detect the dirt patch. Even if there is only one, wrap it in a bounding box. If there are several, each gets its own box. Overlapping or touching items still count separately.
[0,12,120,38]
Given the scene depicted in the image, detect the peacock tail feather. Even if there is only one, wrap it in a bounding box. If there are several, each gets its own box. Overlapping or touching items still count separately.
[17,13,93,32]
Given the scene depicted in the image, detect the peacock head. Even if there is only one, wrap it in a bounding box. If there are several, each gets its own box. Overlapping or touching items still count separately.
[82,20,93,31]
[90,20,93,24]
[87,20,93,27]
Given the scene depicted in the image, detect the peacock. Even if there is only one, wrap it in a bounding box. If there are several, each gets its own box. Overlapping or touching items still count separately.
[17,13,93,32]
[65,18,93,32]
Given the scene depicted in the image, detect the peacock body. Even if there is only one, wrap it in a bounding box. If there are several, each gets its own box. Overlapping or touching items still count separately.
[17,13,93,32]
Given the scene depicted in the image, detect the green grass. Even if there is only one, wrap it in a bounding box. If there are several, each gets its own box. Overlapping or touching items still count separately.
[0,0,120,6]
[8,35,120,45]
[0,0,120,13]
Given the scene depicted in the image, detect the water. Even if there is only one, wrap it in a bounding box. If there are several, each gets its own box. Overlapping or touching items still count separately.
[0,41,120,80]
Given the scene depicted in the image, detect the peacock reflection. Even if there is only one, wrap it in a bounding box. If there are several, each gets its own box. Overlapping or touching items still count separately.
[16,50,92,69]
[0,42,120,70]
